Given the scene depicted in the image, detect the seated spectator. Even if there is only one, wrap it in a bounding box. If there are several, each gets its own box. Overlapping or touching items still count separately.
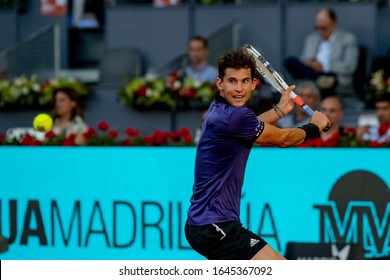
[182,36,218,84]
[284,7,359,97]
[299,95,345,147]
[356,94,390,144]
[51,87,89,145]
[278,81,320,128]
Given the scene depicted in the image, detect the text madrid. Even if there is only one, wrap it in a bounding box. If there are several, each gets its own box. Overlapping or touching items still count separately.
[0,200,281,249]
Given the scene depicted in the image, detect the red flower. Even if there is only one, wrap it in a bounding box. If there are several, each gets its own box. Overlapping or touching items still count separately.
[178,128,190,136]
[45,130,56,139]
[184,134,192,143]
[170,70,179,80]
[163,131,170,139]
[378,123,389,137]
[97,121,109,131]
[343,127,356,134]
[20,134,33,146]
[62,134,76,146]
[0,132,5,144]
[153,130,164,145]
[123,138,132,146]
[369,141,379,147]
[136,85,147,97]
[170,131,181,142]
[83,127,95,139]
[31,140,42,146]
[180,88,197,98]
[40,80,50,92]
[125,127,140,137]
[108,130,119,139]
[369,141,386,148]
[143,136,154,146]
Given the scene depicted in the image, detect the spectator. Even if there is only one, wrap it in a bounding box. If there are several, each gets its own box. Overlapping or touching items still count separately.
[284,7,359,97]
[278,81,321,128]
[183,36,218,84]
[51,87,89,145]
[299,95,344,147]
[356,94,390,144]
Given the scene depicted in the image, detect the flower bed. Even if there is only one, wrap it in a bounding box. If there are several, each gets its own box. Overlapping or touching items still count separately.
[118,71,216,110]
[1,121,194,147]
[0,75,89,109]
[365,69,390,108]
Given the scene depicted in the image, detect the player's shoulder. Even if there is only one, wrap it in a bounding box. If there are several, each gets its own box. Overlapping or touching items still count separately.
[231,105,256,114]
[229,106,257,121]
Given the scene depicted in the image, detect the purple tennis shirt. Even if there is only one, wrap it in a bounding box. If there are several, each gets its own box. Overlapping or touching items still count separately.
[187,93,264,226]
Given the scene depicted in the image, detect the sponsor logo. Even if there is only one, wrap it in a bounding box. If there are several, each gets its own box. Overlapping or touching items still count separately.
[331,244,351,260]
[314,170,390,258]
[250,238,260,247]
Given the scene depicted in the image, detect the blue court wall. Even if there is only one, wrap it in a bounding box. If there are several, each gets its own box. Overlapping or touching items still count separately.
[0,147,389,260]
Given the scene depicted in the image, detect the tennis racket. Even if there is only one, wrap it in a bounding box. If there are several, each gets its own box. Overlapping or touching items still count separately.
[244,44,330,132]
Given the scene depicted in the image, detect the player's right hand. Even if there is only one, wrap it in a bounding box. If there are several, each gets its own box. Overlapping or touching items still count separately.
[310,111,330,132]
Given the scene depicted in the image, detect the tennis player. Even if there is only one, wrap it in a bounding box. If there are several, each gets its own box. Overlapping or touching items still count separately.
[185,48,329,260]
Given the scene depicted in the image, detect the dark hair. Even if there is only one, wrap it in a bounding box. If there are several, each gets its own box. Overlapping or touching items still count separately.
[375,94,390,105]
[52,87,83,120]
[317,7,337,22]
[188,36,209,49]
[217,48,256,79]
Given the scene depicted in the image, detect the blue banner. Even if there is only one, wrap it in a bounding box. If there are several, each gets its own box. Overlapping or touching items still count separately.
[0,147,389,259]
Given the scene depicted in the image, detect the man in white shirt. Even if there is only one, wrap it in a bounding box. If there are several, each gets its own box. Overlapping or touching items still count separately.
[357,94,390,144]
[285,8,359,96]
[184,36,218,84]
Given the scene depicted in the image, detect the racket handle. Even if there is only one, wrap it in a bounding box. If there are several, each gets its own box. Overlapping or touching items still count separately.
[295,102,330,133]
[301,104,314,116]
[301,105,330,132]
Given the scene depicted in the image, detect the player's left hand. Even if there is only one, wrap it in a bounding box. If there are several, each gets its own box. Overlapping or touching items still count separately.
[277,85,296,116]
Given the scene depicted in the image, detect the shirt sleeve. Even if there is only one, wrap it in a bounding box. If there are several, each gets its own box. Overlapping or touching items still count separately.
[227,107,264,142]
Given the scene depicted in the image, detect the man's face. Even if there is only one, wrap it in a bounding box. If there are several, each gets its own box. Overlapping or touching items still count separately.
[315,11,337,40]
[298,87,318,110]
[320,97,343,126]
[188,39,208,66]
[216,67,256,107]
[375,101,390,124]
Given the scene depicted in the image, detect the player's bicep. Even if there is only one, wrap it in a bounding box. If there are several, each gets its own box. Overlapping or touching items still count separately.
[255,123,282,146]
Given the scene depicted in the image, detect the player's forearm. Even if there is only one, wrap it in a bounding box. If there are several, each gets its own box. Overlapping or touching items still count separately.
[275,128,306,147]
[258,104,286,125]
[255,125,306,148]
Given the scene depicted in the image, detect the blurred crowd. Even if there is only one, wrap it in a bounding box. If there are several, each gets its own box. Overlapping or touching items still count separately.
[1,7,389,147]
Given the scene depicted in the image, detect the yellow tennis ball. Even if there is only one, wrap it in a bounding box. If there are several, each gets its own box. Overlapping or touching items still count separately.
[33,113,53,132]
